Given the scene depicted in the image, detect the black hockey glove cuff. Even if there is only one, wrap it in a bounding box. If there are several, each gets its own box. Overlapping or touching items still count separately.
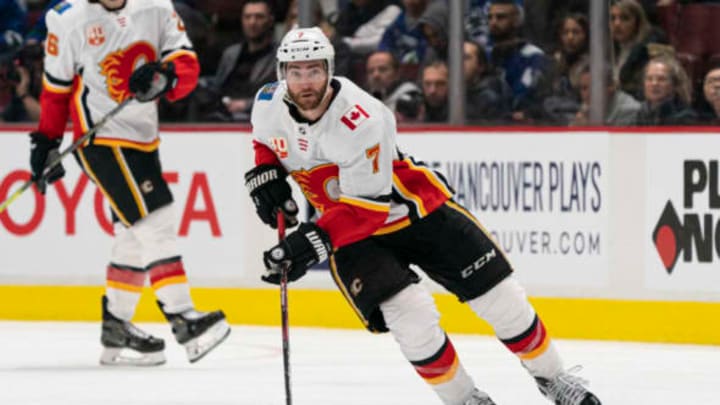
[244,164,299,229]
[261,222,332,285]
[129,61,177,102]
[29,131,65,195]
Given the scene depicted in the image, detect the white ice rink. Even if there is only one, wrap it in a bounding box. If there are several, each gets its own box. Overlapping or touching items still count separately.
[0,321,717,405]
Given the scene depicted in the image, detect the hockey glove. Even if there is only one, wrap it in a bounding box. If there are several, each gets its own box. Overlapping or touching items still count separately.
[129,61,177,102]
[262,222,332,284]
[245,164,299,229]
[29,131,65,195]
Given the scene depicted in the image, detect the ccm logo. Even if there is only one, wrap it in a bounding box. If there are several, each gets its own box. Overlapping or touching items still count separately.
[461,249,497,279]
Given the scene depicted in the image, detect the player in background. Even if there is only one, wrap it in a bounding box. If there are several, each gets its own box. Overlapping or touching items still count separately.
[245,27,602,405]
[28,0,230,366]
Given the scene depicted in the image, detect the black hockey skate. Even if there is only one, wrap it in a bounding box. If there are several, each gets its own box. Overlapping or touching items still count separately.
[158,301,230,363]
[100,296,166,366]
[464,388,497,405]
[535,366,601,405]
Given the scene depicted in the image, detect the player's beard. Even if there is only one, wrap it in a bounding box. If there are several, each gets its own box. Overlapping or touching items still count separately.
[288,84,326,111]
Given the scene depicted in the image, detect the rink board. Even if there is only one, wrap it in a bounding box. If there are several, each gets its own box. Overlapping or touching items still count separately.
[1,127,719,344]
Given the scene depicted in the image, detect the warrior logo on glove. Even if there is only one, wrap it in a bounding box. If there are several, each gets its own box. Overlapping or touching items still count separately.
[262,223,332,285]
[244,164,299,229]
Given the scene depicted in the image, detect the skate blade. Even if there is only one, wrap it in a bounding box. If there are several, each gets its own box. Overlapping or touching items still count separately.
[100,347,166,367]
[184,319,231,363]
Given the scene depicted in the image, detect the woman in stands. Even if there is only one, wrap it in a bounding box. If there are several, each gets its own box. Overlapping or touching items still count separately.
[610,0,670,100]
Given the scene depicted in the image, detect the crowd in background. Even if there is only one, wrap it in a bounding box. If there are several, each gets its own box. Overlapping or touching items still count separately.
[2,0,720,126]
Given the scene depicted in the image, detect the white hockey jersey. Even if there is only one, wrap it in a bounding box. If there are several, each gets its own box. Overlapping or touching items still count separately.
[39,0,197,149]
[251,77,453,248]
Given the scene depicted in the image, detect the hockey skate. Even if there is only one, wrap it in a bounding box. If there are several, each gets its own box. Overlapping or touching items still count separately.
[535,366,601,405]
[464,388,497,405]
[158,301,231,363]
[100,296,166,366]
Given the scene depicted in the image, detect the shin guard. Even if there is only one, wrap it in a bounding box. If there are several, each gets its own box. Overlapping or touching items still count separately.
[468,277,563,379]
[381,284,475,405]
[106,225,146,321]
[148,256,193,314]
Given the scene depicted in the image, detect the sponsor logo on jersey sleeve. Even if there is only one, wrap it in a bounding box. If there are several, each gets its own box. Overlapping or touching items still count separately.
[258,82,278,101]
[340,104,370,130]
[53,1,72,14]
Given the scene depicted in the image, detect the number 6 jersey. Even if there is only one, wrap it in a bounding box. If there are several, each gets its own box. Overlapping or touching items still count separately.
[38,0,198,150]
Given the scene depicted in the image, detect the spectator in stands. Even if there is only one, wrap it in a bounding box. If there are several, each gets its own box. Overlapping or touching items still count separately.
[365,50,422,117]
[552,13,589,97]
[0,43,43,122]
[522,0,588,52]
[420,60,448,122]
[635,55,697,125]
[465,0,523,48]
[378,0,434,64]
[571,65,641,126]
[205,0,277,122]
[542,12,589,125]
[610,0,671,100]
[695,64,720,124]
[463,40,513,124]
[418,0,449,63]
[0,0,25,52]
[486,0,552,123]
[336,0,402,55]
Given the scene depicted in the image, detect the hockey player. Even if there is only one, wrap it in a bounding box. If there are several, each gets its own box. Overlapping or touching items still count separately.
[245,27,602,405]
[28,0,230,366]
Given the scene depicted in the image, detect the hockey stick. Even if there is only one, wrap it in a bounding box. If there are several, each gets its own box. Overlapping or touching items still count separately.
[0,97,133,214]
[277,211,292,405]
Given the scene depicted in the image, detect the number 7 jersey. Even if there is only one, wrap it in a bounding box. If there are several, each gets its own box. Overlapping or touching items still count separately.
[250,77,454,248]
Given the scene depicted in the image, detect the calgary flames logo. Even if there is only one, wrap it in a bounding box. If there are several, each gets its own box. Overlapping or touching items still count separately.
[99,41,157,103]
[291,164,340,213]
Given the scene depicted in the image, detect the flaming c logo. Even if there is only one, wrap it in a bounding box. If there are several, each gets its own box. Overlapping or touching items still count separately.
[291,164,340,213]
[99,41,157,103]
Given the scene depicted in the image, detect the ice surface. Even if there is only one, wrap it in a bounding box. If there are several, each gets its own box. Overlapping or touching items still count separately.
[0,322,717,404]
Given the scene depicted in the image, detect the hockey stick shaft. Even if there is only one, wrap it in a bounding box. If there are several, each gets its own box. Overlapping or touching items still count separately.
[277,213,292,405]
[0,97,133,214]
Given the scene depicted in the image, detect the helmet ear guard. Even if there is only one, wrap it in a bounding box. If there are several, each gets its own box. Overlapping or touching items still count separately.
[276,26,335,81]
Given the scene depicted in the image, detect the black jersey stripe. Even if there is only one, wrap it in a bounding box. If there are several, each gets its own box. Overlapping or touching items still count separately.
[44,71,73,87]
[161,45,194,58]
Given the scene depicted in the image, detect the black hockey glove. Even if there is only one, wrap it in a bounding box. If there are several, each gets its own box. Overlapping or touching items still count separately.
[129,61,177,102]
[29,131,65,195]
[244,164,299,229]
[262,222,332,285]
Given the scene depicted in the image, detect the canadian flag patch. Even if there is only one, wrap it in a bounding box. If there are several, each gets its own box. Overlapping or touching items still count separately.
[340,104,370,130]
